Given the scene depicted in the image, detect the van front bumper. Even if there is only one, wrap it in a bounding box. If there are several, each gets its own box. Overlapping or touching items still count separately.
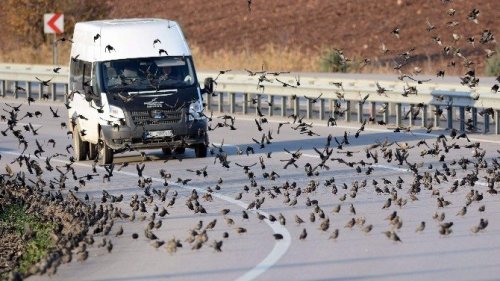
[100,120,208,150]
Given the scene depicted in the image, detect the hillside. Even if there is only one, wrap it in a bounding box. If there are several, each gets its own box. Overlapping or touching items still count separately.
[0,0,498,74]
[106,0,498,73]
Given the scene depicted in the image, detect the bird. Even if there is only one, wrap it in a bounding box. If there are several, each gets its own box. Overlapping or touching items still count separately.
[299,228,307,240]
[105,45,116,52]
[35,77,52,86]
[415,221,426,232]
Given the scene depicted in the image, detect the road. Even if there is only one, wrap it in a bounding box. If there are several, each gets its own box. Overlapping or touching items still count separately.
[1,101,499,281]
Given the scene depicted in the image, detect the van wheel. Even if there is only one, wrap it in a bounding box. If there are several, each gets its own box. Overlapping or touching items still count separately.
[98,130,114,165]
[88,142,98,160]
[194,144,207,158]
[161,147,172,155]
[73,125,88,161]
[174,147,186,154]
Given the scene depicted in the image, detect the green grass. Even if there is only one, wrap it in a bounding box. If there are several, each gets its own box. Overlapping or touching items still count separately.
[0,204,55,275]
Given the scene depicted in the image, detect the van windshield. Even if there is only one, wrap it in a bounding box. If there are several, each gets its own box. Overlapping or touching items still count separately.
[100,56,196,92]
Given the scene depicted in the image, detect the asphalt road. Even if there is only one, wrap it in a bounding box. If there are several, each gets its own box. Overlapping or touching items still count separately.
[1,101,499,281]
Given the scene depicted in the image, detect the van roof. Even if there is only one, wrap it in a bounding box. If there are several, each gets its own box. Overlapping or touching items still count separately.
[71,18,191,62]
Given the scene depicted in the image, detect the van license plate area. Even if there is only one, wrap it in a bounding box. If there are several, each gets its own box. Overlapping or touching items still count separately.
[145,130,173,138]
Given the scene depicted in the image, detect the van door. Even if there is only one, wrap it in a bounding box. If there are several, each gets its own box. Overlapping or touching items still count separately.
[69,59,94,141]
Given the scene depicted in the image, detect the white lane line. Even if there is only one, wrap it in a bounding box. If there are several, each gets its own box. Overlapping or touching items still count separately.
[233,116,500,145]
[0,150,291,281]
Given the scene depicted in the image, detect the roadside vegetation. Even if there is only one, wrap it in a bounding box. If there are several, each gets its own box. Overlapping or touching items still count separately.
[485,47,500,76]
[0,204,55,278]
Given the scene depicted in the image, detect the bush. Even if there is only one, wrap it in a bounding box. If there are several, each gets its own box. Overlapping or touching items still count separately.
[320,48,348,73]
[485,48,500,76]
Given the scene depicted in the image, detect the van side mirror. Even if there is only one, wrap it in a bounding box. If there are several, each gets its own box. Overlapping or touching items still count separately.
[202,77,214,95]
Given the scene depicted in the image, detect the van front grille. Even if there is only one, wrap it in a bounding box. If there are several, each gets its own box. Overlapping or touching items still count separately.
[130,109,182,126]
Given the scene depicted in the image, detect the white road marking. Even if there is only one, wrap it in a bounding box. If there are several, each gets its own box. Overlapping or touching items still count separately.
[0,150,291,281]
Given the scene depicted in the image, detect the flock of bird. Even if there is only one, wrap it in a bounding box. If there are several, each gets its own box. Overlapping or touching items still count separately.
[1,1,499,280]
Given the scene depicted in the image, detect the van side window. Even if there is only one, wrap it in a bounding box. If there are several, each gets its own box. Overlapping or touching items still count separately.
[70,59,84,91]
[83,61,92,87]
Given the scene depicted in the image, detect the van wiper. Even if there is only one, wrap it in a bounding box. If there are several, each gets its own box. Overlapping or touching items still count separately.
[113,92,137,103]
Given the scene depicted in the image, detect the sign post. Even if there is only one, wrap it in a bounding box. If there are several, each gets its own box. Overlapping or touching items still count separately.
[44,13,64,65]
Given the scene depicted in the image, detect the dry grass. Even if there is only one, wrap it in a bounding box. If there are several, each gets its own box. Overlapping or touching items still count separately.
[0,44,71,66]
[0,43,473,76]
[191,44,322,72]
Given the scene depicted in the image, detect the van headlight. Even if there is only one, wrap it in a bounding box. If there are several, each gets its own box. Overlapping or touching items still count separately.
[188,100,204,121]
[110,105,125,119]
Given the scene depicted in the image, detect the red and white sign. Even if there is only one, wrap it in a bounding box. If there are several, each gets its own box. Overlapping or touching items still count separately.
[44,13,64,34]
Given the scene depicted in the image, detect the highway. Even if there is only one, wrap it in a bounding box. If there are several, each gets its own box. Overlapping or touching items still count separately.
[1,101,499,281]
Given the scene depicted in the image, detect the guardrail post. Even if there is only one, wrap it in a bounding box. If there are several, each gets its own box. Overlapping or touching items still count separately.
[268,95,274,117]
[38,83,43,100]
[459,107,465,132]
[370,102,376,119]
[242,93,248,114]
[345,100,351,122]
[293,97,299,116]
[1,80,5,97]
[218,92,224,113]
[408,105,414,126]
[306,100,312,119]
[421,105,428,128]
[26,82,32,99]
[395,103,402,127]
[63,84,68,103]
[433,105,440,128]
[484,113,490,133]
[471,108,477,128]
[206,93,212,111]
[255,94,261,116]
[357,102,363,123]
[495,110,500,135]
[13,81,19,98]
[319,99,326,120]
[446,106,453,130]
[51,83,57,101]
[281,96,287,117]
[382,102,389,124]
[229,93,235,114]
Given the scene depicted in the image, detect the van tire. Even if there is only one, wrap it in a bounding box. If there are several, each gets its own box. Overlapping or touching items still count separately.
[194,144,207,158]
[73,125,88,161]
[174,147,186,154]
[98,130,114,165]
[88,142,98,160]
[161,147,172,155]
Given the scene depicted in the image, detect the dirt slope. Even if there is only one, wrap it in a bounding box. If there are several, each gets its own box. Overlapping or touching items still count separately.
[108,0,498,71]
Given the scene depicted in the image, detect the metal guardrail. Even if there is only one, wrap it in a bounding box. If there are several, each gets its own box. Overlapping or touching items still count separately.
[0,63,499,134]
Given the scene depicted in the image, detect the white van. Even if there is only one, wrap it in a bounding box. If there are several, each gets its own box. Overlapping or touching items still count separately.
[68,19,213,164]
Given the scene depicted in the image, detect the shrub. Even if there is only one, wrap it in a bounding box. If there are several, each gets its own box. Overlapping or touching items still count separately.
[485,48,500,76]
[320,48,348,73]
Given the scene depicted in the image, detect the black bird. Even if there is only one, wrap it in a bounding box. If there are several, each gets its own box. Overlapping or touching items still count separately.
[304,93,323,103]
[36,77,53,86]
[49,106,60,118]
[136,163,146,178]
[153,38,161,47]
[105,45,116,52]
[94,33,100,42]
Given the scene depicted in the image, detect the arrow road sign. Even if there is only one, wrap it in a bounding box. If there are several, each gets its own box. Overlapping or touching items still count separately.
[44,13,64,34]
